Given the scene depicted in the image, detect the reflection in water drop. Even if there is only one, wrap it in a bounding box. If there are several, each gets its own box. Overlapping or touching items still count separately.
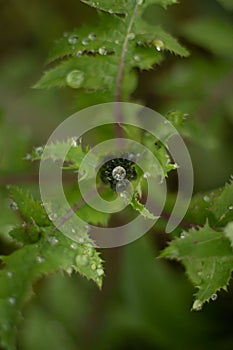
[66,70,85,89]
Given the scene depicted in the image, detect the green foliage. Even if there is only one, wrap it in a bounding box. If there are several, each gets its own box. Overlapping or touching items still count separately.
[35,0,188,99]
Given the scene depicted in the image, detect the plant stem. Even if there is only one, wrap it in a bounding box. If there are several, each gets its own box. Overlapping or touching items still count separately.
[114,2,139,138]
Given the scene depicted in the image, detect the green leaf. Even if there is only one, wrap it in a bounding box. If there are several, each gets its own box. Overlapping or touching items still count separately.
[217,0,233,11]
[209,180,233,225]
[30,140,88,170]
[0,229,103,350]
[160,223,233,310]
[224,222,233,249]
[35,0,188,97]
[8,186,50,227]
[131,194,158,219]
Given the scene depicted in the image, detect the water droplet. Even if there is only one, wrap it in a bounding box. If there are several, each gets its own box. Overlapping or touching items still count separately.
[10,200,18,210]
[112,166,126,181]
[68,34,79,45]
[203,195,210,202]
[66,70,85,89]
[98,47,107,55]
[88,33,96,41]
[137,40,143,46]
[71,228,76,234]
[36,256,45,264]
[97,268,104,276]
[211,293,217,301]
[66,267,73,275]
[8,297,16,305]
[193,300,202,311]
[78,237,85,244]
[180,232,186,239]
[143,172,151,179]
[48,212,57,221]
[6,271,13,278]
[128,153,136,161]
[137,0,144,5]
[71,137,81,147]
[108,9,114,14]
[153,39,165,51]
[70,243,78,250]
[134,54,141,61]
[35,146,44,156]
[229,206,233,210]
[25,153,32,160]
[115,40,119,44]
[82,38,89,45]
[116,180,129,193]
[91,263,96,270]
[128,33,135,40]
[75,255,88,266]
[76,50,83,56]
[47,236,59,246]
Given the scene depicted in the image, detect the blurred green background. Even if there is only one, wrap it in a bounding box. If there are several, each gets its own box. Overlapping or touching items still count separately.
[0,0,233,349]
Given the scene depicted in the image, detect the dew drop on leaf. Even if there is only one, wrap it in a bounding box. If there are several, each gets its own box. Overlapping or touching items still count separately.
[6,271,13,278]
[153,39,165,51]
[98,47,107,55]
[88,33,96,41]
[66,70,85,89]
[47,236,59,246]
[229,205,233,210]
[203,195,210,202]
[36,256,45,264]
[10,200,18,210]
[134,54,141,61]
[76,50,83,56]
[137,0,144,5]
[85,224,91,233]
[128,33,136,40]
[35,146,44,156]
[70,243,78,250]
[97,268,104,276]
[8,297,16,305]
[211,293,217,301]
[91,263,96,270]
[112,166,126,181]
[143,172,151,179]
[180,232,186,239]
[68,34,79,45]
[75,255,88,266]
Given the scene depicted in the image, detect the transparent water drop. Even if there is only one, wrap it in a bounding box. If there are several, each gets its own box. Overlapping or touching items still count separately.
[78,237,85,244]
[66,267,73,275]
[8,297,16,305]
[36,256,45,264]
[47,236,59,246]
[88,33,96,41]
[137,40,143,46]
[153,39,165,51]
[10,200,18,210]
[82,38,89,45]
[143,172,151,179]
[91,263,96,270]
[71,137,81,147]
[115,40,119,45]
[137,0,144,5]
[98,47,107,55]
[35,146,44,156]
[180,232,186,239]
[75,255,88,266]
[68,34,79,45]
[48,212,57,221]
[76,50,83,56]
[6,271,13,278]
[112,166,126,181]
[203,195,210,202]
[70,243,78,250]
[108,9,114,14]
[134,54,141,61]
[66,70,85,89]
[97,268,104,276]
[211,293,217,301]
[71,228,76,234]
[25,153,32,160]
[128,33,135,40]
[229,205,233,210]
